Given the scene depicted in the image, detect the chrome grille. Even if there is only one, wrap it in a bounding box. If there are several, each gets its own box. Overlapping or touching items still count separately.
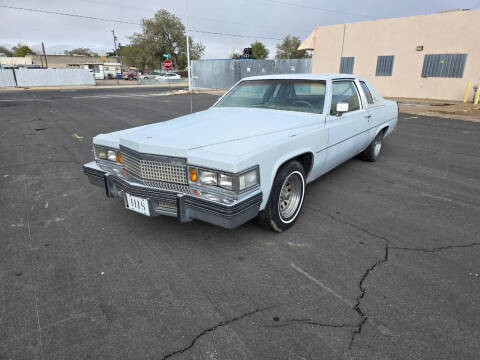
[122,151,187,184]
[142,179,190,193]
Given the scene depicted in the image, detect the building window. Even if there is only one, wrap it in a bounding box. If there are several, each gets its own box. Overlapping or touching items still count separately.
[421,53,467,78]
[376,55,394,76]
[339,57,354,74]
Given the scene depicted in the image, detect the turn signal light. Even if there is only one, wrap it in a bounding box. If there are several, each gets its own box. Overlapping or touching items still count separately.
[189,168,197,182]
[116,151,122,164]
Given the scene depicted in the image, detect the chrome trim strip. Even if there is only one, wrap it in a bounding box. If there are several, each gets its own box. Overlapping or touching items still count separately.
[316,120,391,153]
[119,145,187,164]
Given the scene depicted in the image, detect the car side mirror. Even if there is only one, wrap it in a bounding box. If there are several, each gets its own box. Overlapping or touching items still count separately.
[336,103,349,115]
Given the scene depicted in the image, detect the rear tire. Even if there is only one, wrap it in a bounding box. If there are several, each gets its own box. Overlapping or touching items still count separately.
[257,161,306,232]
[359,130,384,162]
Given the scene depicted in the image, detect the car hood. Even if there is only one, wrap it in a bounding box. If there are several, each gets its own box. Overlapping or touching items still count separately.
[94,107,323,161]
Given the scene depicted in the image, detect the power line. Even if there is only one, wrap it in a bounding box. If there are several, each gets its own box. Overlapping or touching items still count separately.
[190,30,281,41]
[0,5,283,41]
[0,5,140,25]
[258,0,371,18]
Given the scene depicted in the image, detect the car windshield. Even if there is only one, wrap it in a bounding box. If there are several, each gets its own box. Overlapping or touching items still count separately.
[215,79,326,114]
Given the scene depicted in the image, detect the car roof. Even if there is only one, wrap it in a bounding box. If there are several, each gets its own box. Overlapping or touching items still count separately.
[241,73,356,81]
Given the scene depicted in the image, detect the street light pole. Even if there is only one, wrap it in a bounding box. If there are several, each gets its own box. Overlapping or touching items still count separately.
[185,0,191,92]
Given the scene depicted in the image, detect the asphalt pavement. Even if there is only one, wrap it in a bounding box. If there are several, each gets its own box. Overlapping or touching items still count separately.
[1,87,479,360]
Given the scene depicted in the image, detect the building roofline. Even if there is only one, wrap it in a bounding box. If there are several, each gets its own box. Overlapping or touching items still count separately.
[311,8,477,31]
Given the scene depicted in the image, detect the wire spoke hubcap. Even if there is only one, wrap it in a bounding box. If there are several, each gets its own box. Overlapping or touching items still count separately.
[278,173,303,221]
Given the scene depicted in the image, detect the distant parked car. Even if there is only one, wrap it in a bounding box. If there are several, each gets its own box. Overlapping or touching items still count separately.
[123,70,139,80]
[83,74,398,231]
[160,73,181,80]
[140,71,163,80]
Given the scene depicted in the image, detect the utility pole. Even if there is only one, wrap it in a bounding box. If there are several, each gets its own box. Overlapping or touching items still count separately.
[41,42,48,68]
[111,29,118,56]
[111,29,119,85]
[185,0,191,92]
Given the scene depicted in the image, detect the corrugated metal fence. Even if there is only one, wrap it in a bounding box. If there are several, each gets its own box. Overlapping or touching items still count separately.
[0,69,16,87]
[16,69,95,87]
[0,68,95,87]
[192,58,312,90]
[274,59,312,74]
[239,60,275,79]
[191,60,237,90]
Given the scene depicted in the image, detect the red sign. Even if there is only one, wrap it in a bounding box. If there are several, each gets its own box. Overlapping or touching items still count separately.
[163,59,173,69]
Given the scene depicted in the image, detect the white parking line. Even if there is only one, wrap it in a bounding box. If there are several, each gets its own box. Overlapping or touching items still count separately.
[290,262,353,307]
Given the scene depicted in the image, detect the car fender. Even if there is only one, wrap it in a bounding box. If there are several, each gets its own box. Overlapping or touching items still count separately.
[259,147,315,209]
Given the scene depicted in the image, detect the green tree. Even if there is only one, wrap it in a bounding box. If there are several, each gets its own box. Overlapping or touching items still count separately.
[250,41,269,60]
[12,44,36,57]
[119,44,144,69]
[66,48,99,56]
[229,52,241,59]
[0,46,13,56]
[129,9,204,70]
[275,35,311,59]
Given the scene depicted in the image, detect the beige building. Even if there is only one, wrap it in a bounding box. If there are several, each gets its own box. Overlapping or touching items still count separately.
[299,9,480,101]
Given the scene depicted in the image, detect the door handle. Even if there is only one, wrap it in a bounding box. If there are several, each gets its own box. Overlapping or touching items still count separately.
[365,115,372,119]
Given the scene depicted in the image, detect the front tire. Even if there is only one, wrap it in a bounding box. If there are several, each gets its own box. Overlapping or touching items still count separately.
[359,130,384,162]
[257,161,306,232]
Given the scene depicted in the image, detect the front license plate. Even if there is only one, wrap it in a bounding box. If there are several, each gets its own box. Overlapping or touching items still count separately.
[125,193,150,216]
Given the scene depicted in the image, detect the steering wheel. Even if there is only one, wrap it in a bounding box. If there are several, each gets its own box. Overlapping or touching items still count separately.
[294,100,314,109]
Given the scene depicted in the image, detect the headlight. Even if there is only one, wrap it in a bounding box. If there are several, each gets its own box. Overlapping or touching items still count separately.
[94,145,120,163]
[198,170,218,186]
[107,150,116,162]
[239,169,258,191]
[219,174,233,190]
[96,147,107,159]
[188,166,259,192]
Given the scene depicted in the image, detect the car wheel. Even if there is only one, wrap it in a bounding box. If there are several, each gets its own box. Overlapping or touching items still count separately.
[359,130,384,162]
[257,160,306,232]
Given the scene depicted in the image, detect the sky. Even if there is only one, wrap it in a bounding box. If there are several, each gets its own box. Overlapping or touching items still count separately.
[0,0,479,59]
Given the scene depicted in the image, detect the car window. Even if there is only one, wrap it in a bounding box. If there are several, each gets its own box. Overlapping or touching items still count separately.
[330,80,361,115]
[360,81,374,104]
[215,79,326,114]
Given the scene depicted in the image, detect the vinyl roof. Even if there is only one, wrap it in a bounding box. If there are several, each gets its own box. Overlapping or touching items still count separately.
[241,73,356,81]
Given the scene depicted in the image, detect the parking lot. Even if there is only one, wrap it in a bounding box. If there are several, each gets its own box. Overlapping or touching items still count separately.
[1,86,479,360]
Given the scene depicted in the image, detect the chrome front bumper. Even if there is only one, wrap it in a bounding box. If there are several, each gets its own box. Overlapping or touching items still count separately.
[83,161,262,229]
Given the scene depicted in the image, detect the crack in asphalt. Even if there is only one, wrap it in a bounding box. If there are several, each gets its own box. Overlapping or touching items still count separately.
[160,306,273,360]
[391,242,480,253]
[349,242,390,350]
[308,207,395,245]
[347,241,480,350]
[267,318,355,329]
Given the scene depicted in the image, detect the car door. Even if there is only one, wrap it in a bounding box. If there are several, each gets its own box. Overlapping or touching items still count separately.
[359,80,386,141]
[324,79,369,171]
